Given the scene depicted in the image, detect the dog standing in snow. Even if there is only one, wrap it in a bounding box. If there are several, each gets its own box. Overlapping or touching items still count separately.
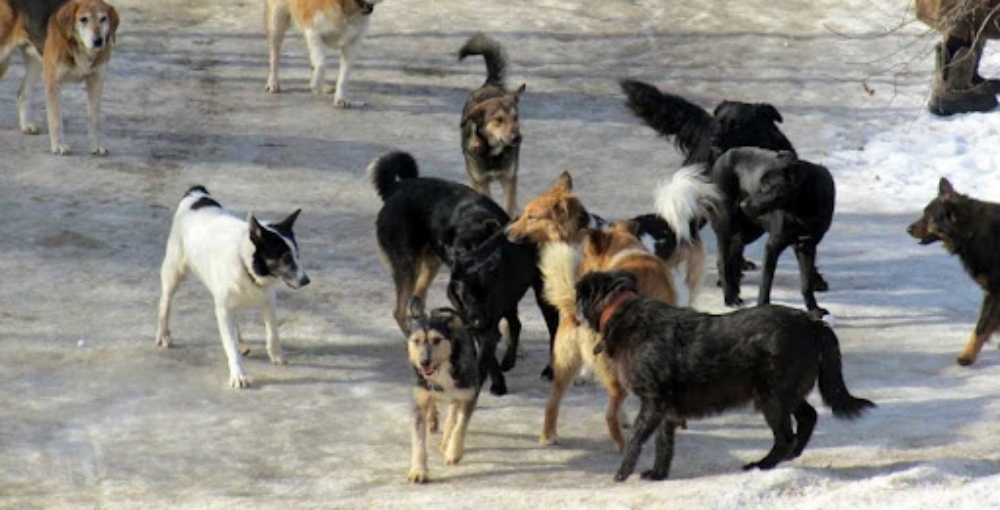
[155,186,310,388]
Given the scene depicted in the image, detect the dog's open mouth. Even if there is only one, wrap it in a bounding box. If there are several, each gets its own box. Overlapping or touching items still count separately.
[420,364,438,377]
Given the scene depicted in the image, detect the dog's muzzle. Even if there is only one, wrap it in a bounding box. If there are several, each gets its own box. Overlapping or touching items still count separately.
[356,0,375,14]
[286,273,311,288]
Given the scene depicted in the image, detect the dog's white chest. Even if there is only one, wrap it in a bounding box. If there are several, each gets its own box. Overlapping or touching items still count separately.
[312,12,369,48]
[425,365,474,402]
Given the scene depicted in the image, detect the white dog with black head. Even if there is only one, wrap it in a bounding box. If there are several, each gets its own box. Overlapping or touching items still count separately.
[155,186,310,388]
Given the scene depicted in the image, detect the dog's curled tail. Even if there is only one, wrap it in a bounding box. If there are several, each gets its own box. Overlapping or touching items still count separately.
[817,325,876,420]
[619,79,716,163]
[459,32,508,87]
[368,151,420,201]
[539,242,579,317]
[654,165,720,243]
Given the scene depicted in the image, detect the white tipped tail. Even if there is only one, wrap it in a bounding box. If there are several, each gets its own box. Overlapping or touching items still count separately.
[539,242,579,317]
[654,165,720,243]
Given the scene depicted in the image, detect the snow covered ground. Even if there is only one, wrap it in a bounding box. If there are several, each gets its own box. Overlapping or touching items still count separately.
[1,0,999,508]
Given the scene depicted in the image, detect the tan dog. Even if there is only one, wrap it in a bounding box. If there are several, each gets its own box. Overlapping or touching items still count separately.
[537,222,678,451]
[265,0,382,108]
[0,0,118,155]
[506,171,710,304]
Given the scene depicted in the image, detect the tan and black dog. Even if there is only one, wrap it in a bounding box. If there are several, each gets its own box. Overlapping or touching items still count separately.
[458,33,525,217]
[265,0,383,107]
[0,0,118,155]
[908,177,1000,366]
[406,297,480,484]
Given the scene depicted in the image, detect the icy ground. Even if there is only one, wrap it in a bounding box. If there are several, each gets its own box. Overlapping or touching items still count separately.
[1,0,1000,508]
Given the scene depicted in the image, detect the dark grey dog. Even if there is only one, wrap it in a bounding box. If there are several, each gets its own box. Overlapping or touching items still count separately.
[576,270,874,482]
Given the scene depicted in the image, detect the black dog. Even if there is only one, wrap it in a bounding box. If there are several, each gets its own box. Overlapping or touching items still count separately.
[576,270,874,482]
[448,229,558,394]
[908,178,1000,366]
[371,151,557,395]
[711,148,834,316]
[619,79,796,167]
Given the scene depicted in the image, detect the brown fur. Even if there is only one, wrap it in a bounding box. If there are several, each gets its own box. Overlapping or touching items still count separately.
[505,172,588,244]
[0,0,118,154]
[537,223,678,451]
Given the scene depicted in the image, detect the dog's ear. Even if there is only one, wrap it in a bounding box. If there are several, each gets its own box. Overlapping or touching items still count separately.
[593,340,605,356]
[461,103,487,128]
[611,219,639,236]
[938,177,956,198]
[106,3,120,44]
[247,213,265,243]
[551,171,573,193]
[54,0,79,42]
[609,269,639,292]
[408,296,425,320]
[583,229,609,255]
[511,83,526,102]
[775,150,796,162]
[758,103,783,123]
[273,209,302,231]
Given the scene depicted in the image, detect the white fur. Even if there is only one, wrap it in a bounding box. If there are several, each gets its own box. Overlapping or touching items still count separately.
[154,190,307,389]
[654,165,720,243]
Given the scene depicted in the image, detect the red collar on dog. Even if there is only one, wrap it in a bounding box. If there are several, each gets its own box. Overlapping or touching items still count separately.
[598,290,637,334]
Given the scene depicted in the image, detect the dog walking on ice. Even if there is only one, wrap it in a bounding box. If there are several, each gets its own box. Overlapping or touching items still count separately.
[155,186,310,389]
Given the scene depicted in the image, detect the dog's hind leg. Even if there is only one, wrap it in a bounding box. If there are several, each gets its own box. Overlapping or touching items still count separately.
[641,418,678,481]
[594,357,628,452]
[445,398,477,465]
[743,399,795,470]
[264,0,290,93]
[261,295,285,365]
[788,400,817,460]
[477,329,507,396]
[614,398,666,482]
[685,239,706,306]
[155,243,187,348]
[500,173,518,218]
[408,388,432,483]
[540,328,582,445]
[17,49,40,135]
[499,312,521,372]
[533,279,560,381]
[412,249,441,309]
[958,293,1000,365]
[215,304,249,389]
[84,70,107,156]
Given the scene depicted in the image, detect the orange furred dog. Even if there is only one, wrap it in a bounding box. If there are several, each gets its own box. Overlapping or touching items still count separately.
[0,0,118,155]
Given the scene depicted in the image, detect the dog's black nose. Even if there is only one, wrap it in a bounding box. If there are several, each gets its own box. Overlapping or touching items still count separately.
[299,275,311,287]
[906,224,915,235]
[93,37,104,48]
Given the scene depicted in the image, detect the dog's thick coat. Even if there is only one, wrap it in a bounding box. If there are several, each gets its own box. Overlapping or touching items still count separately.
[265,0,382,107]
[406,297,479,484]
[0,0,118,154]
[371,152,557,395]
[458,33,525,216]
[710,148,834,315]
[155,186,310,388]
[577,271,874,481]
[536,223,679,451]
[908,178,1000,366]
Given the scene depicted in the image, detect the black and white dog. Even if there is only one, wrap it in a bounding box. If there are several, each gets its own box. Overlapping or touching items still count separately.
[710,148,834,316]
[155,186,310,389]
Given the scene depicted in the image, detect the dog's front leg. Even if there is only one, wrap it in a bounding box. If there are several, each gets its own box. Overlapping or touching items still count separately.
[84,70,107,156]
[261,295,285,365]
[334,42,363,108]
[17,50,41,135]
[615,399,665,482]
[439,401,457,454]
[716,223,745,307]
[444,398,477,465]
[757,237,789,307]
[303,29,327,95]
[793,243,826,314]
[499,313,521,372]
[959,292,1000,365]
[408,388,431,483]
[500,172,518,218]
[641,418,677,481]
[214,304,249,388]
[44,71,70,155]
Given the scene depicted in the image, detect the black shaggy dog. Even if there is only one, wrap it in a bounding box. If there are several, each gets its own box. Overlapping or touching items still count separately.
[619,79,796,167]
[576,271,874,482]
[711,148,834,316]
[908,178,1000,366]
[371,151,557,395]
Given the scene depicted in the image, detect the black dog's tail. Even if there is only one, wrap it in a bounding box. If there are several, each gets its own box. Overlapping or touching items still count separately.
[459,33,508,88]
[620,79,716,164]
[367,151,420,201]
[817,325,875,420]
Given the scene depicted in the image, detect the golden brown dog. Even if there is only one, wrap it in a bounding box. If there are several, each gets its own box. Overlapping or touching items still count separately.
[537,222,678,451]
[265,0,382,107]
[0,0,118,155]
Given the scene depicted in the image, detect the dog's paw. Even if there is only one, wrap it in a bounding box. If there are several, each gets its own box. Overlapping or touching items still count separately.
[238,342,252,356]
[444,448,464,465]
[334,98,365,109]
[742,461,759,471]
[407,469,429,484]
[538,433,559,446]
[724,296,744,308]
[265,82,281,94]
[540,365,554,381]
[21,124,39,135]
[155,335,171,348]
[489,380,507,396]
[742,260,758,271]
[957,355,976,366]
[51,144,72,155]
[640,469,668,481]
[500,357,516,373]
[92,147,108,157]
[268,349,286,365]
[613,470,631,482]
[814,277,829,292]
[229,373,251,389]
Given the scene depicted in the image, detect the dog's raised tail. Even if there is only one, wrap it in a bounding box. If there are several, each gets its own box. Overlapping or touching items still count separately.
[620,79,716,164]
[539,242,579,317]
[368,151,420,201]
[654,165,720,243]
[459,32,508,87]
[817,325,875,420]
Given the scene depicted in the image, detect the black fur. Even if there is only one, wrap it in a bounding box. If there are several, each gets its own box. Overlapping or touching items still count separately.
[711,148,834,316]
[409,303,479,393]
[185,185,210,197]
[190,196,221,210]
[249,212,300,281]
[458,32,507,88]
[587,210,689,261]
[576,271,874,482]
[620,79,795,167]
[9,0,68,50]
[372,152,557,395]
[907,178,1000,365]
